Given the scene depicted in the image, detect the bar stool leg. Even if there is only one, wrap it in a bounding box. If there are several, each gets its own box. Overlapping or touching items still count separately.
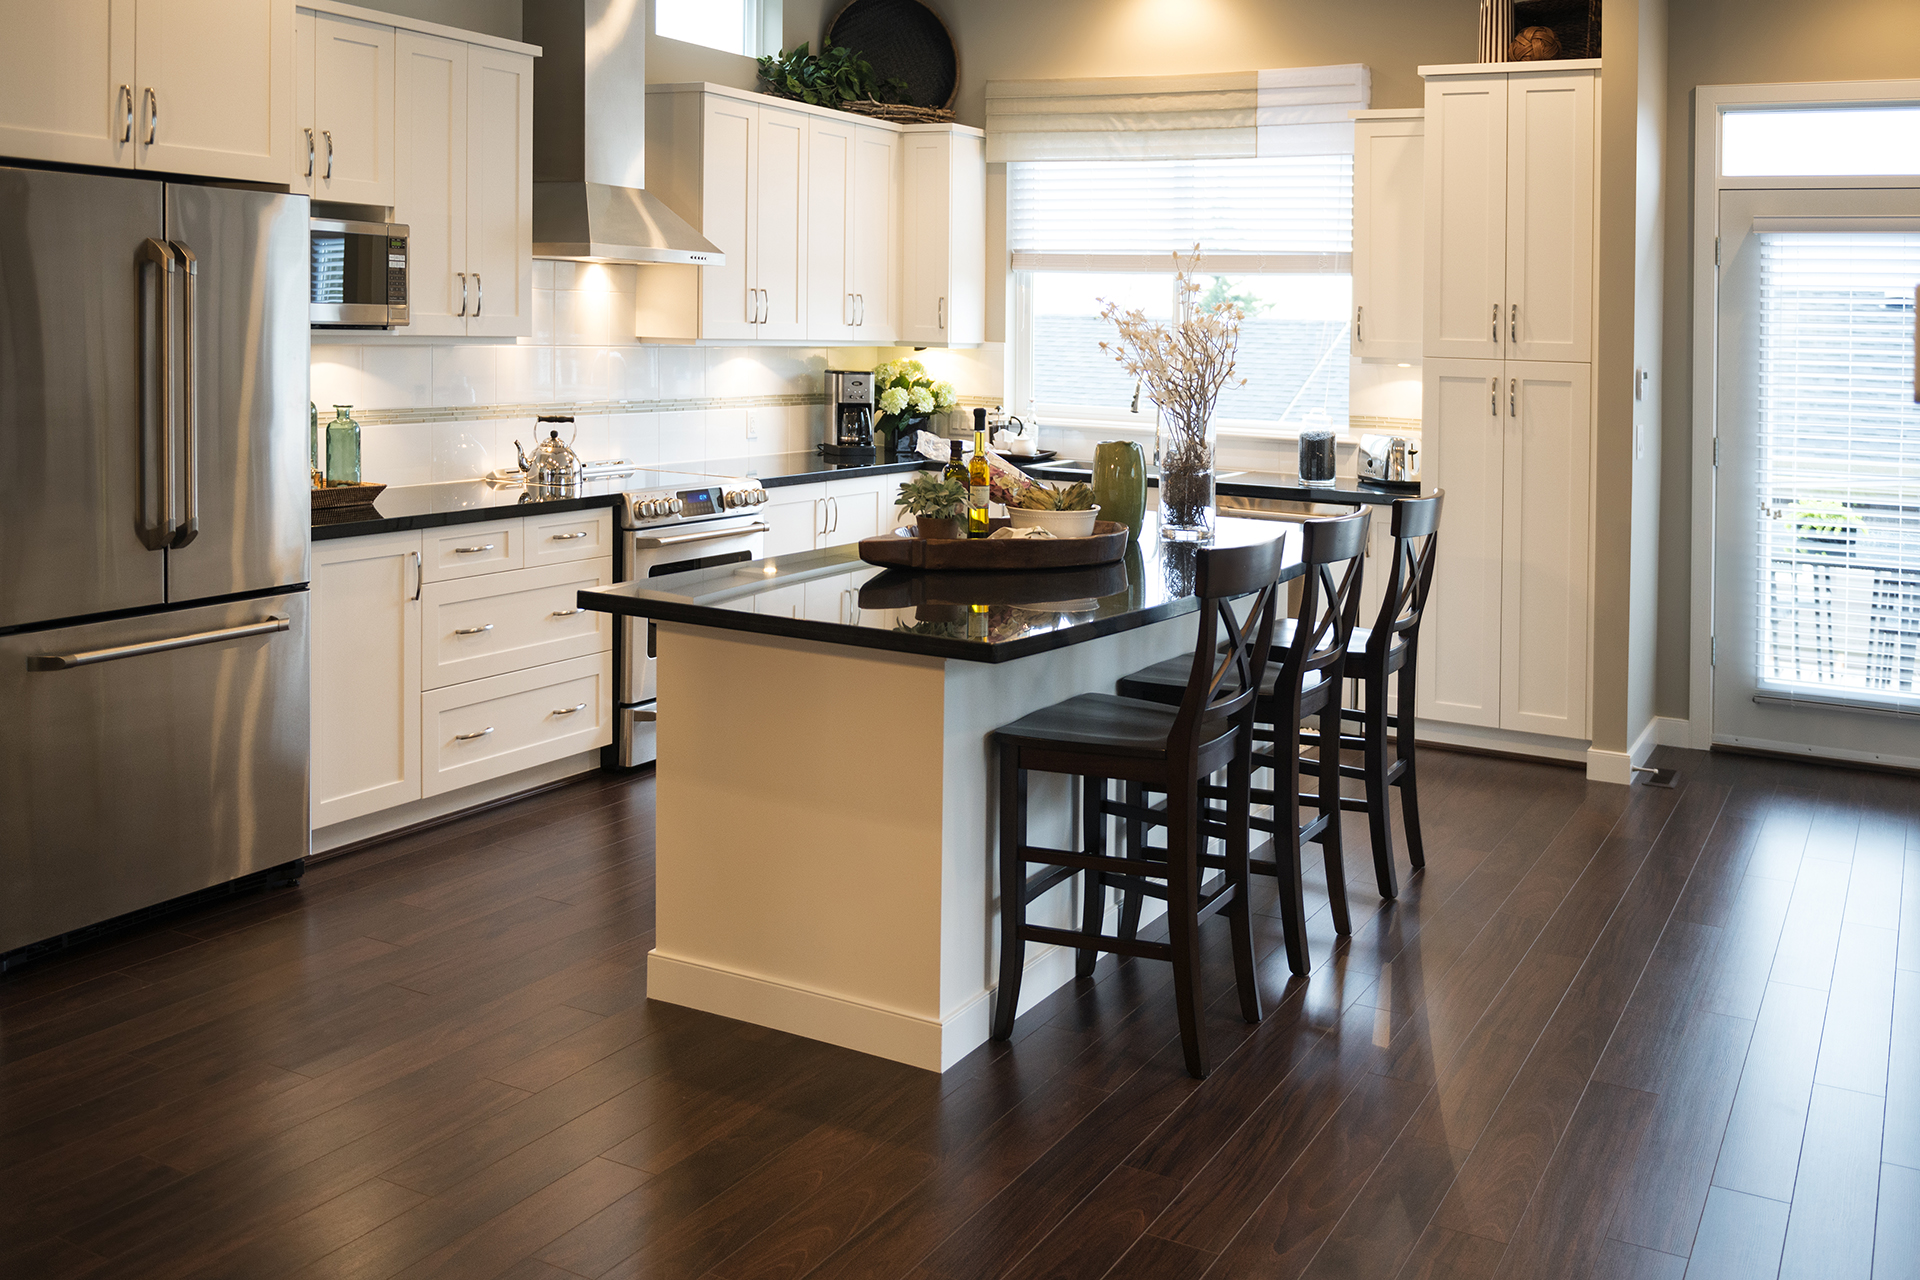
[1276,739,1311,978]
[1162,779,1209,1078]
[1118,781,1146,942]
[1362,672,1399,900]
[991,750,1028,1041]
[1318,708,1352,936]
[1225,746,1262,1024]
[1077,775,1106,978]
[1395,663,1427,871]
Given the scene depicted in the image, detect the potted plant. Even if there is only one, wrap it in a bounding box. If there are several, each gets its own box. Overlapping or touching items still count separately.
[897,472,968,539]
[755,41,908,111]
[874,359,958,453]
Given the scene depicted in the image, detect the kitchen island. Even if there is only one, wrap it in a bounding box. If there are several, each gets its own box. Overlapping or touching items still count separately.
[580,517,1306,1070]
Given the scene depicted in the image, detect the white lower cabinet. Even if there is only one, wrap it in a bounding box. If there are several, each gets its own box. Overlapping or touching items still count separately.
[311,530,423,828]
[760,471,908,557]
[311,511,614,833]
[422,651,612,797]
[762,482,826,557]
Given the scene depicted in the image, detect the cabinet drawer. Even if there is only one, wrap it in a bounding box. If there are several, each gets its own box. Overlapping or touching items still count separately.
[422,520,523,581]
[421,652,611,797]
[525,508,616,568]
[420,558,613,690]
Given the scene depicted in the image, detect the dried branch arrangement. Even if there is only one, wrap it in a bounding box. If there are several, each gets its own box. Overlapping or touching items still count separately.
[1098,247,1247,532]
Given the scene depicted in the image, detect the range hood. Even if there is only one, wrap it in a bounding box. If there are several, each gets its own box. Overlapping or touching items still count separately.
[525,0,723,265]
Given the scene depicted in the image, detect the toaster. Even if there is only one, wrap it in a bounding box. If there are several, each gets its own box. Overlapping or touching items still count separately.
[1358,434,1421,488]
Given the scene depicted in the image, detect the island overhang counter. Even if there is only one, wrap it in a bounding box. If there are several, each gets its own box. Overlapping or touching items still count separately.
[578,517,1307,1071]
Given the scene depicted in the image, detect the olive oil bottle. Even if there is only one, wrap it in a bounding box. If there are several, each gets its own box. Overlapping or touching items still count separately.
[967,407,990,538]
[943,440,968,489]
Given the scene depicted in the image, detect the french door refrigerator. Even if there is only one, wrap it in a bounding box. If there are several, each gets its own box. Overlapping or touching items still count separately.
[0,165,311,959]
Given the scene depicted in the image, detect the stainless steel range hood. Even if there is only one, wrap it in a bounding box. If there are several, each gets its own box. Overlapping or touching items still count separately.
[525,0,723,265]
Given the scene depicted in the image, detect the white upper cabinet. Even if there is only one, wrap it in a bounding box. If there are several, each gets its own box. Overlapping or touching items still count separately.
[0,0,290,183]
[1424,64,1595,365]
[1504,72,1594,363]
[849,126,898,341]
[389,28,533,338]
[294,10,396,205]
[900,126,985,347]
[754,105,808,341]
[1351,110,1424,362]
[806,116,898,343]
[694,93,759,340]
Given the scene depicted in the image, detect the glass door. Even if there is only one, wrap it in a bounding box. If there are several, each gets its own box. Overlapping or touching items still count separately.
[1713,187,1920,762]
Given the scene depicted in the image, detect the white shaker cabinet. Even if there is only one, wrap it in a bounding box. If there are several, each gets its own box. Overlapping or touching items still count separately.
[0,0,291,183]
[849,126,899,341]
[762,482,827,557]
[391,30,534,338]
[760,472,905,558]
[1351,109,1425,362]
[806,116,899,343]
[293,10,395,205]
[900,126,986,347]
[311,530,423,828]
[1422,75,1507,361]
[1417,359,1505,728]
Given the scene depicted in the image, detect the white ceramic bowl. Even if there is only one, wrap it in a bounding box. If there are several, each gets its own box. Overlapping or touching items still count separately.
[1006,505,1100,537]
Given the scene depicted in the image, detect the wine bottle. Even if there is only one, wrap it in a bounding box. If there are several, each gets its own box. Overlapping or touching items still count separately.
[943,440,968,490]
[968,407,990,538]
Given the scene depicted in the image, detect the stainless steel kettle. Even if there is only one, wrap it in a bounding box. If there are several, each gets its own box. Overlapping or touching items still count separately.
[524,417,582,491]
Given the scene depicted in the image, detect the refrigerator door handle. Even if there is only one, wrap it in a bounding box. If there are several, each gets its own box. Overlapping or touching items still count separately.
[169,241,199,547]
[27,616,289,671]
[139,238,178,551]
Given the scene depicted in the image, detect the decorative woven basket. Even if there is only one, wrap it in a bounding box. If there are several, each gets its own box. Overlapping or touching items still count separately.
[840,100,957,124]
[827,0,958,110]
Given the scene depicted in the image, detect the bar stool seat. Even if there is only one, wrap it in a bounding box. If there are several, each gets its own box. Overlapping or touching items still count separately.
[994,693,1226,759]
[1115,656,1328,702]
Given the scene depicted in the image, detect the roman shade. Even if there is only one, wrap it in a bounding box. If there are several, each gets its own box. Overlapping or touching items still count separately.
[984,64,1371,163]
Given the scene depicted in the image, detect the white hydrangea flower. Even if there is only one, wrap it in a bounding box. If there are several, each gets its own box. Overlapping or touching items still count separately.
[874,361,898,385]
[908,386,935,413]
[932,381,957,409]
[878,386,909,415]
[906,359,926,376]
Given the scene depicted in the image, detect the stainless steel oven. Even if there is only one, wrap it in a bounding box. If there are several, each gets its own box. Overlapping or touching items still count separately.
[614,472,770,767]
[310,217,408,327]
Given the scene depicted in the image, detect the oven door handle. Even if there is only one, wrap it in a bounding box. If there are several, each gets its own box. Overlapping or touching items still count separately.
[631,522,770,549]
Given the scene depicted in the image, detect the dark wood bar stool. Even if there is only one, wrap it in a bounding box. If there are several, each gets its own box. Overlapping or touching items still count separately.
[989,534,1289,1079]
[1115,512,1370,978]
[1298,492,1444,900]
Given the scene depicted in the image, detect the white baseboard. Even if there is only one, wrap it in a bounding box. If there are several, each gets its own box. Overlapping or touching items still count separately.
[1652,716,1695,749]
[1713,732,1920,774]
[1414,720,1589,765]
[648,897,1167,1073]
[312,751,603,855]
[1585,746,1634,786]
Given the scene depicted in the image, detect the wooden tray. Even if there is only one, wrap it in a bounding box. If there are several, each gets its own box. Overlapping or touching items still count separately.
[310,481,386,510]
[858,519,1128,570]
[857,561,1128,611]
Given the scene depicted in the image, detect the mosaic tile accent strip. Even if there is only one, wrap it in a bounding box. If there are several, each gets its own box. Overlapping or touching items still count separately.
[350,391,1006,429]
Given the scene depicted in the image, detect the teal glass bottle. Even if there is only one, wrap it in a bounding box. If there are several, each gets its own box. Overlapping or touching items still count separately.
[325,405,361,485]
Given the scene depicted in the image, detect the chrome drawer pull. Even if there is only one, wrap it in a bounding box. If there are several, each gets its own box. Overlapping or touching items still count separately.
[550,531,588,541]
[550,608,583,618]
[452,544,495,554]
[453,623,493,636]
[454,726,494,741]
[551,703,586,716]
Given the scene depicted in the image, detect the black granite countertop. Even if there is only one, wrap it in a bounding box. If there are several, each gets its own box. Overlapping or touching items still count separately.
[311,478,628,541]
[577,515,1305,663]
[1024,461,1413,507]
[711,451,932,489]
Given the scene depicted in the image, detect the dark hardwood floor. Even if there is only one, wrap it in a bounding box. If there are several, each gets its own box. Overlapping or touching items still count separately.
[2,744,1915,1279]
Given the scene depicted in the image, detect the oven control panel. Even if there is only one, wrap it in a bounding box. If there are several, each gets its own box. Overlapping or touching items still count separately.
[622,484,768,526]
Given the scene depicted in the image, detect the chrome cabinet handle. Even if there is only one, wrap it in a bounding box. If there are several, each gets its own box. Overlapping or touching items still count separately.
[412,550,423,601]
[551,703,586,716]
[938,296,946,330]
[144,87,157,144]
[120,85,134,143]
[550,531,588,541]
[1490,377,1498,416]
[1491,303,1499,344]
[457,272,468,317]
[856,294,863,325]
[1355,304,1363,343]
[139,238,177,550]
[304,128,315,179]
[550,608,582,617]
[28,616,288,671]
[452,543,494,554]
[453,623,493,636]
[829,495,840,534]
[844,293,852,326]
[746,287,755,323]
[631,522,769,549]
[169,240,199,548]
[1510,378,1517,418]
[453,726,494,742]
[322,129,333,180]
[473,273,482,317]
[1510,303,1518,344]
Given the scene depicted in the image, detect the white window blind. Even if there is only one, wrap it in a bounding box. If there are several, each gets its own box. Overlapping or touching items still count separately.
[1753,231,1920,712]
[1009,155,1353,273]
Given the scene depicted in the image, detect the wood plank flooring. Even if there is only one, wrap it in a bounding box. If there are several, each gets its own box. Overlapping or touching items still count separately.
[1,745,1915,1279]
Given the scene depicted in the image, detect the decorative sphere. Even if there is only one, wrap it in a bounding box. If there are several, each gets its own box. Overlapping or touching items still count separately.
[1509,25,1562,60]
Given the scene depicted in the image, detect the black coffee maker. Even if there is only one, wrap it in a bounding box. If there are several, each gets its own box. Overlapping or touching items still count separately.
[821,369,875,458]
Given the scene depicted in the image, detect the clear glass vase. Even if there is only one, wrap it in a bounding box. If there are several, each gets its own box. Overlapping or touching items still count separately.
[1157,414,1216,541]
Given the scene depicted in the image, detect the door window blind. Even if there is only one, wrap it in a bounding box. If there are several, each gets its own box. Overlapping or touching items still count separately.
[1009,155,1353,272]
[1753,231,1920,710]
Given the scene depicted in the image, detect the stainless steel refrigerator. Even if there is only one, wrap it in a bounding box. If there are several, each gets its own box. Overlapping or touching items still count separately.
[0,165,311,959]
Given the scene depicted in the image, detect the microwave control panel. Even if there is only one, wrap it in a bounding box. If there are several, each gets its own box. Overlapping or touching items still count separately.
[387,237,408,305]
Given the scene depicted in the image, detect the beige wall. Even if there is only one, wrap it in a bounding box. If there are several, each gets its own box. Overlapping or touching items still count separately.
[350,0,521,41]
[1656,0,1920,722]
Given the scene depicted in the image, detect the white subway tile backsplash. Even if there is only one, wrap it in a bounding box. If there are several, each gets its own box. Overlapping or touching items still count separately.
[360,424,433,487]
[655,409,706,465]
[430,420,498,481]
[361,344,431,410]
[706,407,750,458]
[310,346,364,409]
[654,346,705,399]
[618,346,658,401]
[550,260,576,290]
[532,290,554,344]
[430,346,497,407]
[532,259,555,290]
[606,411,659,462]
[497,344,554,404]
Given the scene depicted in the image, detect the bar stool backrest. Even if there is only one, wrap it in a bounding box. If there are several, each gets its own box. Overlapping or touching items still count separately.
[1367,492,1444,665]
[1274,511,1371,712]
[1168,534,1290,763]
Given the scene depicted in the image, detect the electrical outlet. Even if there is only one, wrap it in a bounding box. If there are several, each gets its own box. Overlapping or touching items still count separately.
[744,408,759,441]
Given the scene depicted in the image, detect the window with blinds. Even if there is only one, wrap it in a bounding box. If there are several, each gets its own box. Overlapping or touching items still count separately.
[1754,231,1920,711]
[1011,155,1354,430]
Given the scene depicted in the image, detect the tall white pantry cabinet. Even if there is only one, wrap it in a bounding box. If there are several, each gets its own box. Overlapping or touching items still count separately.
[1416,61,1597,745]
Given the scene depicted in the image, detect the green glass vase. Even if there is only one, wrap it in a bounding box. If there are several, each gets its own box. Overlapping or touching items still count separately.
[1092,440,1147,540]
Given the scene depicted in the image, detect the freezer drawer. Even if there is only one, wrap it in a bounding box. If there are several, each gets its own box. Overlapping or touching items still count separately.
[0,593,311,954]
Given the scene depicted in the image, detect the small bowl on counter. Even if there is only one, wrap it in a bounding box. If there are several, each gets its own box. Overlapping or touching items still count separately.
[1006,504,1102,538]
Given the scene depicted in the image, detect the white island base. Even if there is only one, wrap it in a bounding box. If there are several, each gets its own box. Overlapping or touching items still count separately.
[646,617,1192,1072]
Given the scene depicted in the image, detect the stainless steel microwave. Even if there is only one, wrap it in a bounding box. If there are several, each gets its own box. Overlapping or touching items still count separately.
[310,218,408,328]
